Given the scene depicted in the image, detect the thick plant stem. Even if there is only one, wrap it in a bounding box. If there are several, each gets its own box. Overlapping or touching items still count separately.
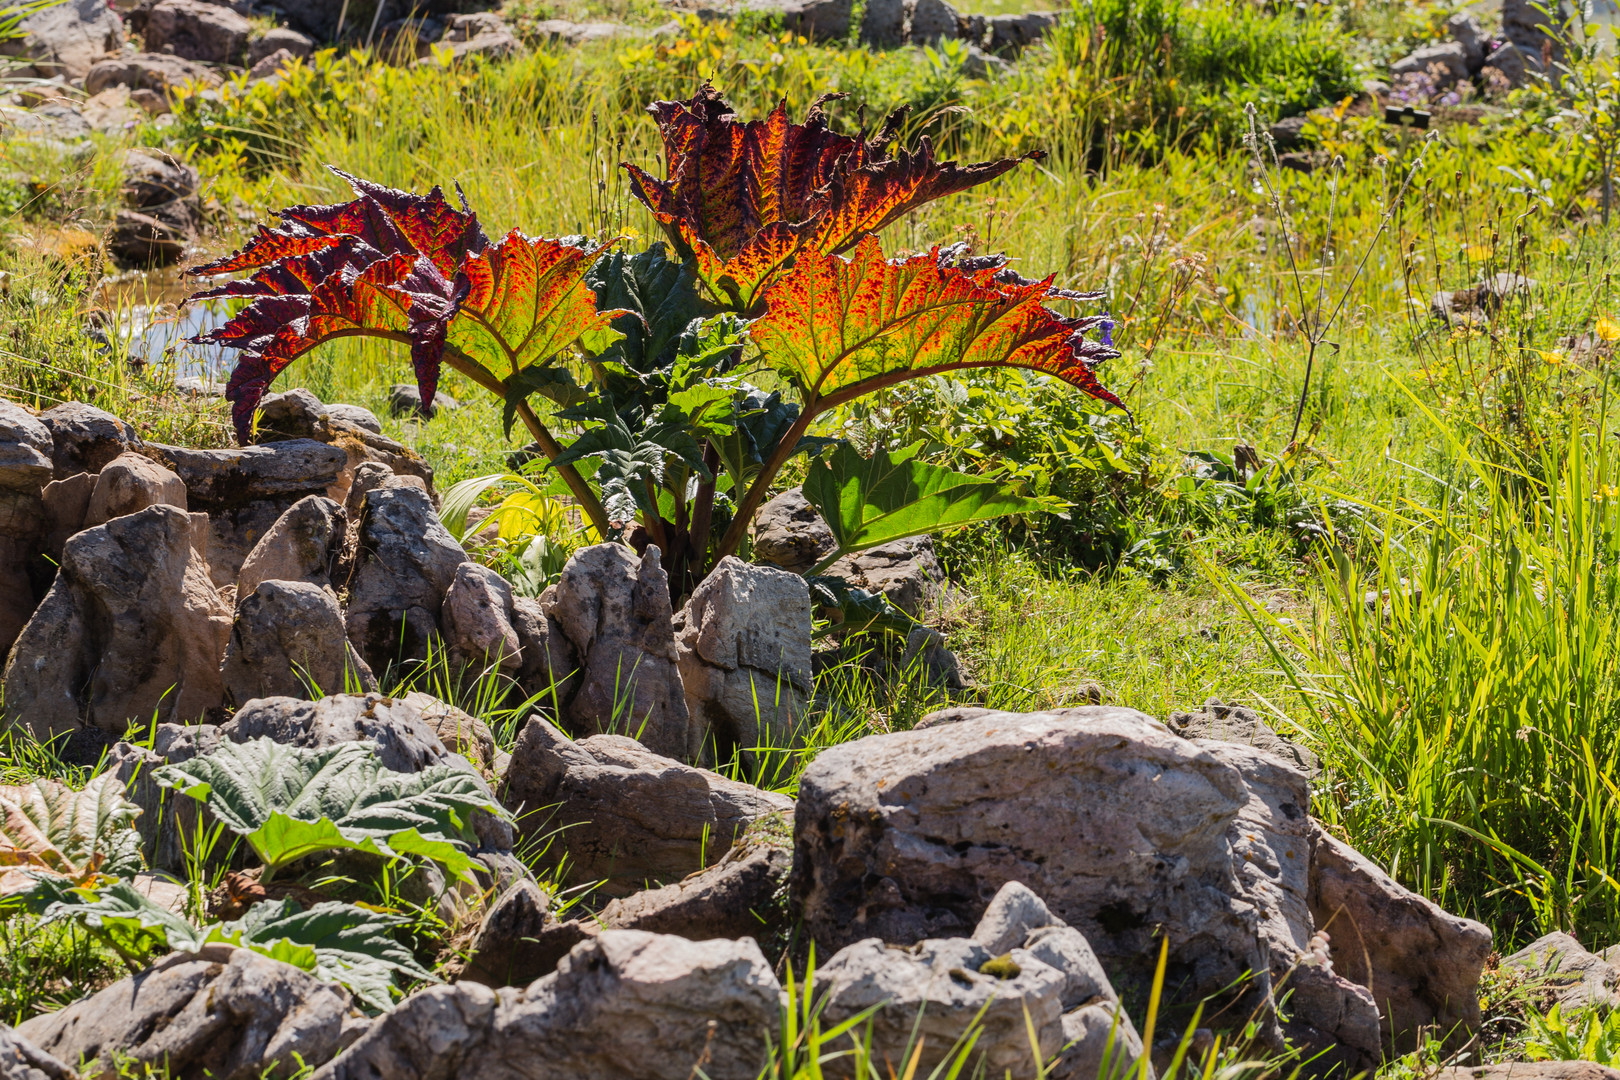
[439,346,612,538]
[686,443,720,584]
[715,409,816,560]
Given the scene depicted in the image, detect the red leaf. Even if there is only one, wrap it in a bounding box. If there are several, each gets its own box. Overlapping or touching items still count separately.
[623,85,1041,304]
[750,236,1125,412]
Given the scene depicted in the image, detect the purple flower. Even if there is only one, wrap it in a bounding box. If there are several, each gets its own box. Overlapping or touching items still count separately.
[1099,313,1114,346]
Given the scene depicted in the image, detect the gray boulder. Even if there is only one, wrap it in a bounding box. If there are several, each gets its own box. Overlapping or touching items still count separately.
[1389,41,1470,85]
[16,946,353,1080]
[38,401,141,477]
[440,12,524,59]
[442,562,522,676]
[235,494,342,598]
[598,837,792,943]
[1447,12,1488,69]
[903,0,960,43]
[793,708,1472,1063]
[221,692,461,775]
[317,931,778,1080]
[83,450,187,527]
[144,0,251,63]
[222,580,377,704]
[1483,41,1530,88]
[120,148,198,208]
[1166,698,1319,777]
[0,1023,75,1080]
[253,388,434,499]
[511,594,580,705]
[0,0,121,79]
[674,556,812,768]
[859,0,904,45]
[3,504,230,739]
[0,402,52,657]
[109,204,196,267]
[327,403,382,434]
[501,715,792,895]
[248,26,315,64]
[546,543,692,760]
[460,878,587,988]
[825,535,944,618]
[1503,932,1619,1011]
[84,52,222,94]
[345,485,467,674]
[1501,0,1566,68]
[0,401,53,495]
[982,10,1054,51]
[154,440,348,589]
[401,691,499,777]
[750,487,834,574]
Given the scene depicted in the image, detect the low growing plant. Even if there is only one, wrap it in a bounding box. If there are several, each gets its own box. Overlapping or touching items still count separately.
[186,85,1125,599]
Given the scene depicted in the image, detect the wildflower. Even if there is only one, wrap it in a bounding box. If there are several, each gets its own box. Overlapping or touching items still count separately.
[1598,315,1620,342]
[1098,312,1114,347]
[1539,350,1564,366]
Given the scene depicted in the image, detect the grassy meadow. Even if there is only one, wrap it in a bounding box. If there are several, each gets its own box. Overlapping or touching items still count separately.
[7,0,1620,1068]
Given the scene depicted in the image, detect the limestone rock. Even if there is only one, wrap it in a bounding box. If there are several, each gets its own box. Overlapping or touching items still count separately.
[0,0,122,79]
[402,691,498,776]
[793,708,1458,1061]
[825,535,944,618]
[440,12,523,59]
[38,402,141,477]
[1166,698,1319,777]
[121,148,198,208]
[84,52,223,95]
[248,26,315,64]
[1502,932,1619,1011]
[3,504,230,739]
[546,543,692,760]
[144,0,251,63]
[1308,825,1491,1050]
[345,485,468,673]
[222,580,377,704]
[16,946,352,1080]
[511,594,579,704]
[317,931,779,1080]
[235,494,342,598]
[0,401,53,494]
[221,692,461,775]
[1438,1067,1620,1080]
[674,557,812,767]
[0,1023,75,1080]
[599,838,792,943]
[84,450,187,527]
[903,0,960,42]
[1389,41,1470,85]
[751,487,834,574]
[442,562,522,676]
[501,716,792,895]
[1447,12,1488,69]
[460,878,586,988]
[154,440,348,589]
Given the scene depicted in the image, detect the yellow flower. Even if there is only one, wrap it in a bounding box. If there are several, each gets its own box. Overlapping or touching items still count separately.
[1596,484,1620,500]
[1598,315,1620,342]
[1539,350,1564,366]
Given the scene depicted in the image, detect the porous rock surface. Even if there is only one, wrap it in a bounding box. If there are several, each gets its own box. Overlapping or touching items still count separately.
[222,580,378,704]
[675,556,813,766]
[221,692,464,775]
[1502,932,1620,1011]
[2,504,230,738]
[0,1023,75,1080]
[315,931,779,1080]
[501,715,792,894]
[345,485,468,673]
[235,494,342,598]
[793,707,1488,1062]
[16,946,354,1080]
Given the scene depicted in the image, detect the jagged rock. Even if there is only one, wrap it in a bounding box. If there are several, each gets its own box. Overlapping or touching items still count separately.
[826,536,944,618]
[121,148,198,208]
[0,1022,76,1080]
[3,504,230,739]
[443,562,523,676]
[221,692,463,775]
[815,884,1144,1080]
[897,624,969,691]
[345,485,468,673]
[16,945,353,1080]
[153,440,348,590]
[1439,1067,1620,1080]
[527,18,642,44]
[223,581,377,704]
[675,557,812,767]
[40,471,93,561]
[316,932,779,1080]
[250,387,434,502]
[501,716,792,895]
[248,26,315,64]
[144,0,251,63]
[793,708,1461,1064]
[460,878,585,988]
[546,544,692,760]
[1390,42,1470,85]
[903,0,959,42]
[1483,41,1529,88]
[236,494,342,598]
[343,460,413,520]
[401,692,498,776]
[751,487,834,574]
[109,205,194,266]
[38,402,141,476]
[246,48,294,81]
[1166,698,1319,777]
[1501,0,1565,68]
[1308,826,1491,1050]
[1432,273,1536,325]
[328,404,382,433]
[83,450,187,527]
[388,383,459,418]
[84,52,223,94]
[1503,933,1620,1010]
[0,401,53,495]
[0,0,122,79]
[440,12,523,59]
[599,838,792,943]
[511,594,579,704]
[860,0,904,45]
[981,10,1054,50]
[1447,12,1488,69]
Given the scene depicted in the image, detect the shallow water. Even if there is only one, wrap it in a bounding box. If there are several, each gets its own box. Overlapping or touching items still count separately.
[97,267,236,379]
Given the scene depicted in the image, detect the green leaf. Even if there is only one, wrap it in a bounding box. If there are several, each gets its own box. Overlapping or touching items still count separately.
[586,242,705,376]
[502,365,590,440]
[1,772,144,892]
[153,739,504,880]
[803,442,1047,570]
[805,575,916,638]
[41,879,209,956]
